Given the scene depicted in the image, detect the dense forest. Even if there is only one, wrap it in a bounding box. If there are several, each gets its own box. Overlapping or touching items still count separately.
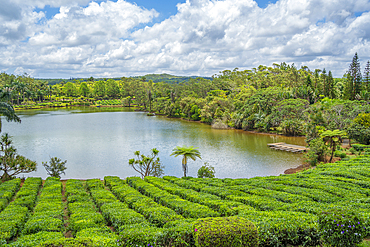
[1,54,370,151]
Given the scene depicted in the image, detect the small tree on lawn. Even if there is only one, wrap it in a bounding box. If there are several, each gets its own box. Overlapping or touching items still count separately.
[42,157,67,179]
[0,133,37,181]
[128,148,164,179]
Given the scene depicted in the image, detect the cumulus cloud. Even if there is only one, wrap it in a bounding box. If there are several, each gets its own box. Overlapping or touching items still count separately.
[0,0,370,78]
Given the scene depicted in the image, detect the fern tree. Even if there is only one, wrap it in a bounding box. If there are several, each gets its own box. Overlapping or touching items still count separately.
[170,146,202,177]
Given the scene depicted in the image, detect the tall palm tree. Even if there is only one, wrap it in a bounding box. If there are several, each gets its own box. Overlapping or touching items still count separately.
[170,146,201,177]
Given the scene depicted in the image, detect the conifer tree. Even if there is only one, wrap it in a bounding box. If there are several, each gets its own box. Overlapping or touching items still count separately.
[327,71,335,99]
[364,60,370,92]
[344,53,362,100]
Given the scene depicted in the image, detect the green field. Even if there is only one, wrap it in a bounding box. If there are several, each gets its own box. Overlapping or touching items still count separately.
[1,150,370,246]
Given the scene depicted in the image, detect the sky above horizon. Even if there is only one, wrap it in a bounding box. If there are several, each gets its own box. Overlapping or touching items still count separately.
[1,0,370,79]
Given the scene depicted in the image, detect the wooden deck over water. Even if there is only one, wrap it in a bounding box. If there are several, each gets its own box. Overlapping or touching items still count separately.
[268,142,309,153]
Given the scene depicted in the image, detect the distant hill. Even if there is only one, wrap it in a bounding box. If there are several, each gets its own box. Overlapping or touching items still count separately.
[132,73,213,83]
[36,74,213,85]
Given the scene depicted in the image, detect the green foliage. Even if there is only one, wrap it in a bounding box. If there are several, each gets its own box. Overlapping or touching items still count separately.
[75,227,118,247]
[118,223,162,247]
[193,216,258,247]
[354,113,370,128]
[319,209,366,247]
[128,176,219,219]
[107,177,182,227]
[197,163,215,178]
[42,157,67,179]
[65,179,106,234]
[0,133,37,181]
[347,122,370,145]
[171,146,202,177]
[9,231,64,247]
[321,129,347,162]
[305,138,329,165]
[334,150,347,158]
[128,148,164,179]
[39,238,93,247]
[0,101,20,133]
[22,177,63,235]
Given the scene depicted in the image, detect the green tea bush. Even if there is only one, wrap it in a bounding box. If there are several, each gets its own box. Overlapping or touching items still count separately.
[39,238,93,247]
[319,209,366,247]
[65,180,106,234]
[193,216,258,247]
[240,210,320,246]
[0,178,21,204]
[107,177,183,227]
[118,223,162,247]
[334,150,347,158]
[159,219,196,247]
[0,177,41,242]
[9,231,64,247]
[87,178,148,228]
[76,227,119,247]
[22,177,63,235]
[128,177,219,219]
[352,144,370,151]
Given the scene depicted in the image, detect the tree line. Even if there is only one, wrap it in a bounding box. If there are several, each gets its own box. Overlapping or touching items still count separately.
[0,54,369,141]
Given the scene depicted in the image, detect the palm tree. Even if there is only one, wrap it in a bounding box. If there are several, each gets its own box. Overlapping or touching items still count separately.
[170,146,201,177]
[0,101,21,132]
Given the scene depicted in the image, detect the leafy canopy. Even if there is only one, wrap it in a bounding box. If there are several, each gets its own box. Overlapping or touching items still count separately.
[128,148,164,179]
[0,133,37,181]
[171,145,201,177]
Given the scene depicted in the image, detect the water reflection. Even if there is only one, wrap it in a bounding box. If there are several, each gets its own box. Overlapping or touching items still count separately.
[2,107,305,179]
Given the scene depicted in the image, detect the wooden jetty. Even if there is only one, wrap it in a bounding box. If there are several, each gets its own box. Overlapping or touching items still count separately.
[268,142,309,153]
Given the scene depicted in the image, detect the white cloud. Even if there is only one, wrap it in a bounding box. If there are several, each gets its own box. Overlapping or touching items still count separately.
[0,0,370,78]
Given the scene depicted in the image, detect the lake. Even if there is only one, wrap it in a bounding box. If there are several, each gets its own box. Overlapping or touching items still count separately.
[2,107,306,179]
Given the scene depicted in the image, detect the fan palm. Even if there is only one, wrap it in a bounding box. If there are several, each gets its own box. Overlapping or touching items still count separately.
[170,145,201,177]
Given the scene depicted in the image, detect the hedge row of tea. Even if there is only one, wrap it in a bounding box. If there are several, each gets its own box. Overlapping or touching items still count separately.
[1,151,370,246]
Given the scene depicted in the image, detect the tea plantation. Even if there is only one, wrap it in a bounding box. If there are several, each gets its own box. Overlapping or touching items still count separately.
[2,150,370,246]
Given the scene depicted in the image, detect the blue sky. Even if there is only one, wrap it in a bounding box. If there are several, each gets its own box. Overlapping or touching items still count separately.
[1,0,369,78]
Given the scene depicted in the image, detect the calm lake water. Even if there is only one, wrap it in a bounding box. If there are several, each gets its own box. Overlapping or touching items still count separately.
[2,107,306,179]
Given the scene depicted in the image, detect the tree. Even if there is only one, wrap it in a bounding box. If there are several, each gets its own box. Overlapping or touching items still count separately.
[304,138,329,165]
[0,102,21,133]
[0,133,37,181]
[344,53,362,100]
[321,129,347,163]
[197,162,215,178]
[128,148,164,179]
[364,60,370,92]
[347,113,370,145]
[106,79,120,98]
[79,82,90,97]
[93,80,106,98]
[170,146,201,177]
[42,157,67,178]
[63,82,77,97]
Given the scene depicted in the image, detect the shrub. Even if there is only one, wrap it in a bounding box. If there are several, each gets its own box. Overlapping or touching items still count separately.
[118,223,162,247]
[75,227,118,247]
[319,208,366,247]
[304,138,329,165]
[193,216,258,247]
[9,231,64,247]
[159,219,196,247]
[197,163,215,178]
[42,157,67,179]
[39,238,93,247]
[334,150,347,158]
